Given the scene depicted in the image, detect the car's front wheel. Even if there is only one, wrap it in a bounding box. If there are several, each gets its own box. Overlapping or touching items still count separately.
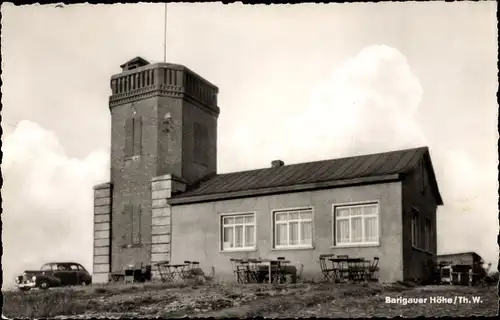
[38,280,50,290]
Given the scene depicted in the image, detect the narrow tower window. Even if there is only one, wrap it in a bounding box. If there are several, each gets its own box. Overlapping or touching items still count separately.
[194,122,209,165]
[125,116,143,158]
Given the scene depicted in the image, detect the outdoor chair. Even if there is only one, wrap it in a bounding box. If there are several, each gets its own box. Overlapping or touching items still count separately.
[181,260,201,279]
[347,259,366,282]
[248,259,263,283]
[366,257,379,281]
[257,261,282,284]
[238,260,253,283]
[155,260,170,282]
[280,264,299,283]
[276,257,288,283]
[319,254,335,281]
[230,258,245,284]
[296,264,304,282]
[336,255,350,282]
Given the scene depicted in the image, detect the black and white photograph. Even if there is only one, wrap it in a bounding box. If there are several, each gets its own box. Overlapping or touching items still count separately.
[1,1,498,318]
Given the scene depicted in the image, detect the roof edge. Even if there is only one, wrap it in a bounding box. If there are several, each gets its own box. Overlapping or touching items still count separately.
[422,149,444,206]
[437,251,481,257]
[93,182,111,190]
[168,174,401,205]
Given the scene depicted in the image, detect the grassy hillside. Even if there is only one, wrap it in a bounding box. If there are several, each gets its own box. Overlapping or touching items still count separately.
[2,281,498,318]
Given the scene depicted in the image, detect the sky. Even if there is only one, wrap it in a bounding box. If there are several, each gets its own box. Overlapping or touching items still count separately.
[1,2,498,289]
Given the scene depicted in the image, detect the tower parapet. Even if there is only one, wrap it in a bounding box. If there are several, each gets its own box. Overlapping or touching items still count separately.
[109,56,219,116]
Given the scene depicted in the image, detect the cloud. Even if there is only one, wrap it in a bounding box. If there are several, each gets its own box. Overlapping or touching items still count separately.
[219,44,427,172]
[219,43,433,177]
[1,120,109,290]
[436,150,498,265]
[279,44,427,164]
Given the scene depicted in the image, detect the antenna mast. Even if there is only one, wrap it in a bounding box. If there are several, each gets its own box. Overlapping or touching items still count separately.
[163,3,167,63]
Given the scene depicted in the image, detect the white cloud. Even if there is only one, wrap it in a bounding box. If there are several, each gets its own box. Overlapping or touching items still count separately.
[1,120,109,290]
[437,150,498,265]
[219,44,427,172]
[283,44,426,164]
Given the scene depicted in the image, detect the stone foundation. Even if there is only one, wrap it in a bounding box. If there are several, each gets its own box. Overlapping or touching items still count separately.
[150,174,186,280]
[93,182,112,283]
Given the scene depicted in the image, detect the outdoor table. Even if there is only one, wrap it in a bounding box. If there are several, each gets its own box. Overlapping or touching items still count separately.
[329,258,369,282]
[237,259,261,283]
[347,258,371,281]
[156,263,188,282]
[181,261,200,279]
[231,258,290,284]
[259,258,290,284]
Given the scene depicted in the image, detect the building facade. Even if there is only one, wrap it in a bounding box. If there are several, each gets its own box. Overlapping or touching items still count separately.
[168,148,443,283]
[93,57,443,283]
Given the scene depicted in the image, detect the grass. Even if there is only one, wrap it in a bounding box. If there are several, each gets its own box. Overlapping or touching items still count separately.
[2,280,498,318]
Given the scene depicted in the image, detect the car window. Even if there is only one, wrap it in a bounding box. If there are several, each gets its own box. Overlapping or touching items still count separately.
[69,265,79,271]
[41,264,52,271]
[78,264,88,272]
[57,264,68,271]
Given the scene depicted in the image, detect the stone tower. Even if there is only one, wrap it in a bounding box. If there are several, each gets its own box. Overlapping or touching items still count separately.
[92,57,219,282]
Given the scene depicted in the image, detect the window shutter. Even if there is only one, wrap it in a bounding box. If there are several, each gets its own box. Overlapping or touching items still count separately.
[132,204,141,244]
[194,122,209,165]
[124,204,133,244]
[133,117,142,156]
[125,118,134,158]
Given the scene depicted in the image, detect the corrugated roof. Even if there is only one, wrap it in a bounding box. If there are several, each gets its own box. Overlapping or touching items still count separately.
[438,252,481,258]
[170,147,442,204]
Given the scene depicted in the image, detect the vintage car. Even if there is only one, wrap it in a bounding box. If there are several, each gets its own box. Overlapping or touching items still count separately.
[15,262,92,291]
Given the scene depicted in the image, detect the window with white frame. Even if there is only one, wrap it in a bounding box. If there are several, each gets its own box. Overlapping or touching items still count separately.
[221,214,255,251]
[274,208,313,248]
[334,203,379,245]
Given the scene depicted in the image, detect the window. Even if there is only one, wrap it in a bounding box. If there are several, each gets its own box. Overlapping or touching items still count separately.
[221,214,255,251]
[274,208,313,248]
[412,208,419,248]
[132,204,142,244]
[194,122,209,165]
[412,207,432,251]
[124,204,142,245]
[334,203,379,246]
[125,116,142,158]
[424,218,432,252]
[41,264,53,271]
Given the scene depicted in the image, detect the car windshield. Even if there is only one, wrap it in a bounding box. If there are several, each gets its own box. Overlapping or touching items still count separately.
[78,264,88,272]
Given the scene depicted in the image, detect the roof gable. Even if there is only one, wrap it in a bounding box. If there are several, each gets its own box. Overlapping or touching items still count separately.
[169,147,443,205]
